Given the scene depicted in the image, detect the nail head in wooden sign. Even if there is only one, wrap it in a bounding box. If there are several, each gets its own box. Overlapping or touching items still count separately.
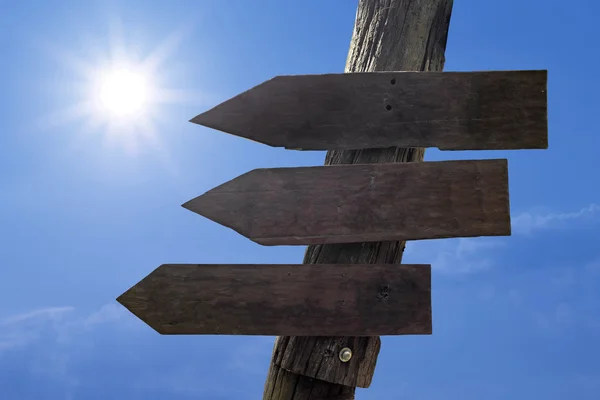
[182,159,511,246]
[191,70,547,151]
[116,264,432,336]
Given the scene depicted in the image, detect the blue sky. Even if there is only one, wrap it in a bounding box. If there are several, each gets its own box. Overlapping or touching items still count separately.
[1,0,599,399]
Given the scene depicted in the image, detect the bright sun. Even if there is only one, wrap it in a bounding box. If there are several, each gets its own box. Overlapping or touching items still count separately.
[98,68,148,117]
[39,21,197,155]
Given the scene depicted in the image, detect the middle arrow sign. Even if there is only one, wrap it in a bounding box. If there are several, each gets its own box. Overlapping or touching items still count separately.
[183,159,511,246]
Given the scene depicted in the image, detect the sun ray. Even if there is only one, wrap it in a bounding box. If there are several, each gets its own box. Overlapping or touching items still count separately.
[34,20,198,163]
[141,26,191,75]
[40,101,97,130]
[107,16,127,60]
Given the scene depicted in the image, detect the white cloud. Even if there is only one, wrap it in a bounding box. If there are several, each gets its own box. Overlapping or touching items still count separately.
[512,203,600,235]
[0,307,74,352]
[0,302,135,397]
[455,237,504,257]
[0,304,127,355]
[406,237,504,274]
[55,303,129,342]
[405,203,600,275]
[0,306,74,327]
[83,303,127,326]
[502,257,600,335]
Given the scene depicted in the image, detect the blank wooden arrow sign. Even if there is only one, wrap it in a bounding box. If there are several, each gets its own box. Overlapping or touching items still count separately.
[183,159,511,246]
[191,70,547,151]
[117,264,432,336]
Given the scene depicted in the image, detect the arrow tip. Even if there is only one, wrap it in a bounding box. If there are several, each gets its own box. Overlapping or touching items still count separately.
[182,197,208,218]
[115,291,130,307]
[181,199,194,211]
[189,107,233,138]
[189,111,209,126]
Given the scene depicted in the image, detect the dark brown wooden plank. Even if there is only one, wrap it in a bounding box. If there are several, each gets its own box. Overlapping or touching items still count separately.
[116,264,432,336]
[182,159,511,246]
[191,70,547,151]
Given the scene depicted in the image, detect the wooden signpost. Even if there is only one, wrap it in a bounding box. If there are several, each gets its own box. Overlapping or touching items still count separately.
[117,1,548,399]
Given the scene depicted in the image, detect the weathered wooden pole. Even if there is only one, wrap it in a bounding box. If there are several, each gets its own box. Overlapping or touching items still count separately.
[262,1,454,399]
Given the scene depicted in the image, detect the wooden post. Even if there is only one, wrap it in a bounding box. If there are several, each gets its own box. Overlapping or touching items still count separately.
[262,1,455,399]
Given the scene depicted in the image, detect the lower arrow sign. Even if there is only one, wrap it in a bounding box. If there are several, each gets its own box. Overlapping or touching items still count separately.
[117,264,432,336]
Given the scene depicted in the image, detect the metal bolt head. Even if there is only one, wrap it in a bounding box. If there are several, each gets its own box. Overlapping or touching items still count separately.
[339,347,352,362]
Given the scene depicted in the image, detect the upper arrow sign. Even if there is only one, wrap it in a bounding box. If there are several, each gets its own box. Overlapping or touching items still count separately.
[191,70,547,151]
[183,159,511,245]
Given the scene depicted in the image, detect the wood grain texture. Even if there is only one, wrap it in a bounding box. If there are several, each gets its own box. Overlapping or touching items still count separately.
[191,70,547,151]
[116,264,432,336]
[264,363,355,400]
[262,0,455,397]
[183,159,511,246]
[273,336,380,388]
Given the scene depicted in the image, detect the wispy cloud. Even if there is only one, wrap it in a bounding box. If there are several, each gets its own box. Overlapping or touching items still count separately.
[405,203,600,275]
[0,303,135,399]
[0,304,127,355]
[406,237,505,274]
[0,307,74,352]
[512,203,600,235]
[500,256,600,335]
[54,303,130,345]
[0,306,73,327]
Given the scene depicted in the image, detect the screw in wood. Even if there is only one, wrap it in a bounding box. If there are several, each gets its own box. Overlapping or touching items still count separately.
[339,347,352,362]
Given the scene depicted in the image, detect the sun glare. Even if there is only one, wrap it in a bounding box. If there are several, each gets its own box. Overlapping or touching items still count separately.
[98,68,147,117]
[39,20,198,156]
